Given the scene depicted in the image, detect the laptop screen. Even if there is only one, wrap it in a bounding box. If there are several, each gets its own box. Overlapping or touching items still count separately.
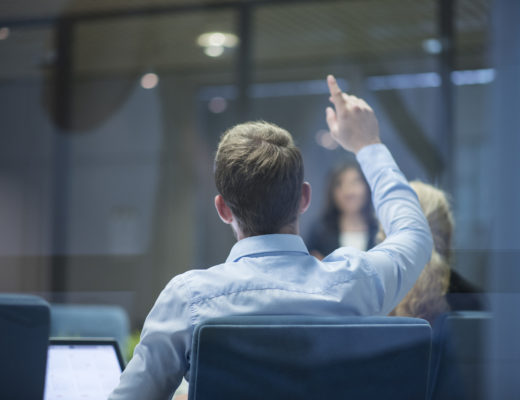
[44,339,125,400]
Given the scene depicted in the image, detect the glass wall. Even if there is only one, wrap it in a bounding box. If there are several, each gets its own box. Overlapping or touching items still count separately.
[0,0,492,320]
[3,1,515,393]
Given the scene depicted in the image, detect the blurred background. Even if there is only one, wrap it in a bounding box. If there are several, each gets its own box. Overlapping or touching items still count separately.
[0,0,518,395]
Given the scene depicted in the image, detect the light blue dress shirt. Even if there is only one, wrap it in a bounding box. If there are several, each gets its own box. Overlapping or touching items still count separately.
[109,144,433,400]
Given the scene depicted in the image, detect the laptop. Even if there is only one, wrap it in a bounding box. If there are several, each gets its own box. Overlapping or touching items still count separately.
[44,338,125,400]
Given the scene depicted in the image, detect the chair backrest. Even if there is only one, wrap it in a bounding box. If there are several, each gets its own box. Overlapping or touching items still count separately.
[0,294,50,400]
[188,315,432,400]
[429,311,491,400]
[50,304,130,351]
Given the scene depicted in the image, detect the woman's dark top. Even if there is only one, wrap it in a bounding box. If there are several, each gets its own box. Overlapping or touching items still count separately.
[306,219,378,257]
[446,270,487,311]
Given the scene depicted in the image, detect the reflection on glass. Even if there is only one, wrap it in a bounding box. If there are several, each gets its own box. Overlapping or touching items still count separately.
[0,27,9,40]
[140,73,159,89]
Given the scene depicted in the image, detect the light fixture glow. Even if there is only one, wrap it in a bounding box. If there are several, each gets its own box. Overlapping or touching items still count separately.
[366,69,496,91]
[197,32,239,57]
[208,32,226,47]
[208,97,228,114]
[204,45,225,58]
[422,38,442,54]
[0,27,10,40]
[140,73,159,89]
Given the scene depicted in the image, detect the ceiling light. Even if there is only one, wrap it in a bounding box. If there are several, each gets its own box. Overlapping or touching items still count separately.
[197,32,238,48]
[140,73,159,89]
[208,32,226,47]
[0,27,10,40]
[422,38,442,55]
[197,32,239,57]
[208,97,228,114]
[204,46,225,58]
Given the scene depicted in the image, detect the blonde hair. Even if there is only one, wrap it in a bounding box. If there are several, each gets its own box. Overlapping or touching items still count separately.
[388,181,453,324]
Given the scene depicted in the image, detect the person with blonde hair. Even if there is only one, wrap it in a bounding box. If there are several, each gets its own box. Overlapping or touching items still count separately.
[381,181,451,324]
[385,181,483,325]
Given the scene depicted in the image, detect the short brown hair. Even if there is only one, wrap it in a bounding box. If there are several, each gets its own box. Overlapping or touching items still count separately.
[214,121,304,236]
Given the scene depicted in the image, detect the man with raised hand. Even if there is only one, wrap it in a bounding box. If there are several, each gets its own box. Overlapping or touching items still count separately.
[109,75,432,400]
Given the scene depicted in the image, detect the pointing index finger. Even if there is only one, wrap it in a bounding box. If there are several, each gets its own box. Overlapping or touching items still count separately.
[327,75,344,104]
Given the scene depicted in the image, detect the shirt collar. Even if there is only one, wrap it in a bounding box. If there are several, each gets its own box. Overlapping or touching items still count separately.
[226,234,309,262]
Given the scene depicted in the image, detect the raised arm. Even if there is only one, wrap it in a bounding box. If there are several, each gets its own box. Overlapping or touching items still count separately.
[325,75,433,314]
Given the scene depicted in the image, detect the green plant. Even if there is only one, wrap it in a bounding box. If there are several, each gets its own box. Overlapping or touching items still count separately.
[125,330,141,362]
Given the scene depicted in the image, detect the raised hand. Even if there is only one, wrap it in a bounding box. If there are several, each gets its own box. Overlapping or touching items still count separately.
[325,75,381,154]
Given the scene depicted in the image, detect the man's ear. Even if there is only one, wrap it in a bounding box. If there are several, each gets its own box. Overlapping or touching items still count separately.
[299,182,311,214]
[215,194,233,224]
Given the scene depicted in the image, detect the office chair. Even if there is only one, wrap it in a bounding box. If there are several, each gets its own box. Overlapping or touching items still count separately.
[429,311,491,400]
[0,294,50,400]
[188,315,432,400]
[50,303,130,350]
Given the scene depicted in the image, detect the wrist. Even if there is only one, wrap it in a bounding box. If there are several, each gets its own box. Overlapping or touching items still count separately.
[352,139,382,155]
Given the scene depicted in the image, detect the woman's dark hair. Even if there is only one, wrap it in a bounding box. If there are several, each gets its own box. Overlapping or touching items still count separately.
[322,160,377,236]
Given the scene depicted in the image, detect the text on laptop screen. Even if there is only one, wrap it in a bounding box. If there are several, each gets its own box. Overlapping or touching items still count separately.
[44,343,123,400]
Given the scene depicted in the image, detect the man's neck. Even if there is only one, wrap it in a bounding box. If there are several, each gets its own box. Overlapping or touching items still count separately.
[234,222,299,241]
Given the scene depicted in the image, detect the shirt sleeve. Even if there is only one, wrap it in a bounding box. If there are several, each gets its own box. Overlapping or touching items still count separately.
[355,143,433,315]
[108,275,193,400]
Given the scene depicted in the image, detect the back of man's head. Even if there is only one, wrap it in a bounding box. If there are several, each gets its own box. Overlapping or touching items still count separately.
[215,121,304,237]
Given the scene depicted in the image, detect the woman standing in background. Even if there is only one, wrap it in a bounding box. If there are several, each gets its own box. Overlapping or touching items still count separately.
[307,160,378,259]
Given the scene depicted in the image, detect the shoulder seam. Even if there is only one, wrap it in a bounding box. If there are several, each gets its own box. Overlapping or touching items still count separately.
[178,273,198,328]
